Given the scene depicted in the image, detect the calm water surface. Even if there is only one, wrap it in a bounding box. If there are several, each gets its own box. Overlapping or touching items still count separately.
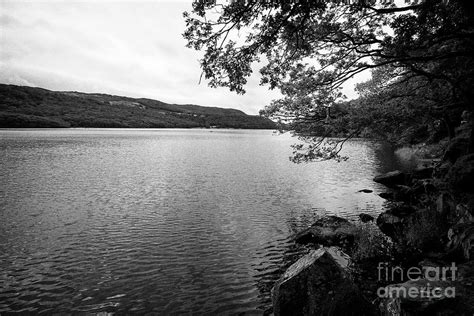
[0,129,400,314]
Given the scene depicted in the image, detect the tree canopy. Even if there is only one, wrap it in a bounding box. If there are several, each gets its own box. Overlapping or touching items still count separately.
[183,0,474,161]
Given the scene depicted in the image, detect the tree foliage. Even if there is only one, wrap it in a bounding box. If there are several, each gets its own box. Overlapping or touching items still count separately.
[0,84,277,129]
[184,0,474,161]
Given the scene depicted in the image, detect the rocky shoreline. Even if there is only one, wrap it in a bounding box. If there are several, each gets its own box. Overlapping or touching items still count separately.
[271,125,474,315]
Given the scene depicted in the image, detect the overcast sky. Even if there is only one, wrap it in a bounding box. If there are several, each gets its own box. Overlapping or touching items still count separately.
[0,0,361,115]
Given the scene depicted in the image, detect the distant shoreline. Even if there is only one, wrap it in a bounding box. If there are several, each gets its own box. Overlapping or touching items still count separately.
[0,127,277,130]
[0,84,277,130]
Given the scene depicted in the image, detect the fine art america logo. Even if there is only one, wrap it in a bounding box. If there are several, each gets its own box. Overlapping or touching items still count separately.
[377,262,457,299]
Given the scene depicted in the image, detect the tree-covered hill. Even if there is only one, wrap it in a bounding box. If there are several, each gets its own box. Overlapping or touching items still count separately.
[0,84,277,129]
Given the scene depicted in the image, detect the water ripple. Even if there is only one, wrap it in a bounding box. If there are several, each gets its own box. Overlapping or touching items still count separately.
[0,129,397,314]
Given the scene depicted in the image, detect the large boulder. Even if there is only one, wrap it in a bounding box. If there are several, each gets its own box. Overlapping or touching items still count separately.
[272,248,375,316]
[446,154,474,193]
[374,171,407,187]
[376,212,403,239]
[294,216,357,249]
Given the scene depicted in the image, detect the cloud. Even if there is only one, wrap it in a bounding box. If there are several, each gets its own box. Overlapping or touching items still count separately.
[0,0,362,115]
[0,13,21,27]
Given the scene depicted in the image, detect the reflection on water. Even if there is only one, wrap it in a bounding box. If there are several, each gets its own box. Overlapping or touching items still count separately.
[0,129,399,314]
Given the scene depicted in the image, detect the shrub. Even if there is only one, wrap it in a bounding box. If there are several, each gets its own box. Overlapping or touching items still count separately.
[404,209,447,252]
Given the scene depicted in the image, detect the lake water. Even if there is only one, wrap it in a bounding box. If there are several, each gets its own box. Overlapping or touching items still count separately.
[0,129,400,314]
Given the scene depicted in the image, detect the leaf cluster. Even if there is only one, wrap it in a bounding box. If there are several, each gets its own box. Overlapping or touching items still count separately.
[184,0,474,160]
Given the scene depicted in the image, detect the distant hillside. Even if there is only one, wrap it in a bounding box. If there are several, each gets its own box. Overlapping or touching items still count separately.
[0,84,276,129]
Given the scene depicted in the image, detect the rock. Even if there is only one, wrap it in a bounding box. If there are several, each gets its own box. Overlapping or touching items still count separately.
[379,192,395,200]
[446,154,474,193]
[358,213,375,223]
[386,202,418,217]
[376,212,403,239]
[436,192,455,218]
[359,189,373,193]
[294,216,357,249]
[379,279,457,316]
[442,136,470,163]
[272,248,375,316]
[412,166,434,179]
[374,170,406,187]
[393,185,415,201]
